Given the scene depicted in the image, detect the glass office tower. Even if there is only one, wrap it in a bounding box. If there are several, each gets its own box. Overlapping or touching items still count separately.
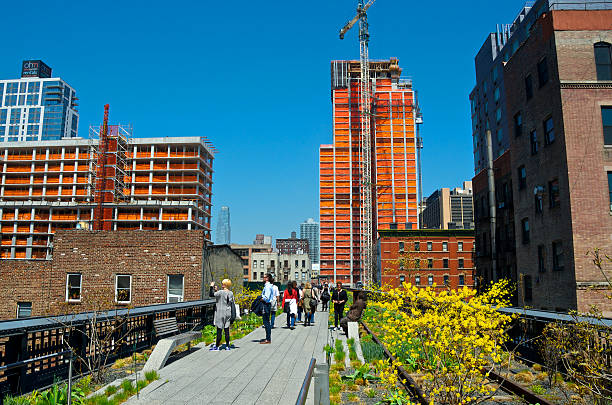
[300,218,320,264]
[215,206,231,245]
[0,61,79,142]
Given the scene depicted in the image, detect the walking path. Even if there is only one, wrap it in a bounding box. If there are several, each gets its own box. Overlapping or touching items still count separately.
[126,311,329,405]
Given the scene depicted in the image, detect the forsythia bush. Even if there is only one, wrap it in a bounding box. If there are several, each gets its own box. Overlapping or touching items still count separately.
[370,280,515,405]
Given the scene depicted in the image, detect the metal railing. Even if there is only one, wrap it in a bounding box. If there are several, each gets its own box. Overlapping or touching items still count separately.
[0,299,215,400]
[295,358,316,405]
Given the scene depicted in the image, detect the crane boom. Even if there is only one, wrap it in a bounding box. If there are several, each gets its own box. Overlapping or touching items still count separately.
[338,0,376,287]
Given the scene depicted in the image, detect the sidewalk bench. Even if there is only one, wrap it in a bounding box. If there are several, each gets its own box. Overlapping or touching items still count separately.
[142,317,200,372]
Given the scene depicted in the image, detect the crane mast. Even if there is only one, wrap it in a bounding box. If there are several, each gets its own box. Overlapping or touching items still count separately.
[339,0,375,287]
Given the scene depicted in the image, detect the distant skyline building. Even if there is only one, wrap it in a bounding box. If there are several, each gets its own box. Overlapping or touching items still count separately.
[421,182,474,230]
[1,60,79,142]
[300,218,320,264]
[215,206,231,245]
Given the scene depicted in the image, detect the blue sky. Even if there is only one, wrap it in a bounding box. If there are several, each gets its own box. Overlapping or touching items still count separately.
[1,0,528,244]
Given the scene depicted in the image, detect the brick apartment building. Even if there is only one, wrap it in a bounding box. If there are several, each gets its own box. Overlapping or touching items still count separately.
[276,232,309,255]
[378,229,475,290]
[0,230,243,320]
[471,0,612,314]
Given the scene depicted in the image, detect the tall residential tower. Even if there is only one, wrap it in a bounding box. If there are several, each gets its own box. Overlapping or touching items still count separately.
[320,58,418,285]
[300,218,320,264]
[0,61,79,142]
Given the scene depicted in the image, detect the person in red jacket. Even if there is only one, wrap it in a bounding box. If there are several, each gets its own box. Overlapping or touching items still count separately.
[282,283,299,330]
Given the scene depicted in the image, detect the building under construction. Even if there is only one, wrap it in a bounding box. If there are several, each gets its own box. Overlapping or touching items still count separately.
[320,58,418,285]
[0,108,214,259]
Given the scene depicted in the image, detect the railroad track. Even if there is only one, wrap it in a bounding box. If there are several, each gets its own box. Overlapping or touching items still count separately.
[360,321,555,405]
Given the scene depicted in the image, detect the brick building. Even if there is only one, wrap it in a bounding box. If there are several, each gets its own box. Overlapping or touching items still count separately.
[230,242,273,282]
[276,232,309,255]
[378,229,475,290]
[0,230,243,320]
[470,0,612,314]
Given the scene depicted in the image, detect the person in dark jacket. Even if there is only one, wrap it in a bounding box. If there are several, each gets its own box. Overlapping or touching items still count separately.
[331,282,348,331]
[320,283,330,311]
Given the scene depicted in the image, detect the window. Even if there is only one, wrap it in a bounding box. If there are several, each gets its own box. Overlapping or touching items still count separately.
[427,242,432,251]
[415,275,421,285]
[458,242,463,252]
[535,194,543,214]
[398,241,404,252]
[27,81,40,93]
[271,260,275,268]
[260,260,264,268]
[115,275,132,304]
[66,274,82,302]
[538,245,546,273]
[595,42,612,81]
[514,112,522,137]
[415,259,421,269]
[10,109,20,124]
[608,172,612,210]
[253,260,257,268]
[443,275,450,285]
[295,260,298,267]
[537,58,549,87]
[414,242,420,251]
[518,166,527,190]
[428,258,433,268]
[549,179,560,208]
[389,223,398,230]
[253,272,257,280]
[524,275,533,301]
[443,259,449,268]
[17,302,32,318]
[494,87,500,102]
[399,275,405,283]
[302,260,306,267]
[495,108,502,123]
[530,130,538,155]
[459,275,465,286]
[442,242,448,252]
[428,275,434,286]
[603,107,612,146]
[243,268,249,276]
[553,241,564,271]
[458,258,464,268]
[525,75,533,100]
[544,117,555,145]
[167,274,184,303]
[295,272,299,280]
[521,218,530,244]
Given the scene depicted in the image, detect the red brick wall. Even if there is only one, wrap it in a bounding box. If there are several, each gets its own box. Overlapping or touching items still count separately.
[0,230,205,319]
[503,10,612,313]
[379,232,475,290]
[0,261,52,319]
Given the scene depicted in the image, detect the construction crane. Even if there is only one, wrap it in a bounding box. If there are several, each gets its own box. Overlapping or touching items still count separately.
[339,0,376,287]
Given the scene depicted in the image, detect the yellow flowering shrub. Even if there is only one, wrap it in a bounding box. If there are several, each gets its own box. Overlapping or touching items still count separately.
[366,280,515,405]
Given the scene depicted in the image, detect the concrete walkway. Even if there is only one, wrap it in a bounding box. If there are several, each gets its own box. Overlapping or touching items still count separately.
[126,311,329,405]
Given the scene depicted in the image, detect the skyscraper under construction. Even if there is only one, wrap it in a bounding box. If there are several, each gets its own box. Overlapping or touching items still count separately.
[319,58,418,285]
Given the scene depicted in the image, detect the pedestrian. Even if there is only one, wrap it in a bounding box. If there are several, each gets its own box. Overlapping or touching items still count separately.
[303,282,317,326]
[296,281,304,323]
[260,273,275,344]
[270,280,280,328]
[282,282,299,329]
[209,279,235,351]
[321,283,330,311]
[331,282,348,331]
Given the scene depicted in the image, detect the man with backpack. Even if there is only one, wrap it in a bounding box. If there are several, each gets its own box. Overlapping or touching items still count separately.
[321,283,330,311]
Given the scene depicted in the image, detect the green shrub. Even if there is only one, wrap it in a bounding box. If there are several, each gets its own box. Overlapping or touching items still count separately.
[2,395,29,405]
[136,379,147,391]
[349,350,357,361]
[334,350,346,363]
[144,370,159,382]
[361,340,384,363]
[530,384,547,395]
[104,385,118,396]
[329,384,342,395]
[120,379,134,395]
[347,338,355,346]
